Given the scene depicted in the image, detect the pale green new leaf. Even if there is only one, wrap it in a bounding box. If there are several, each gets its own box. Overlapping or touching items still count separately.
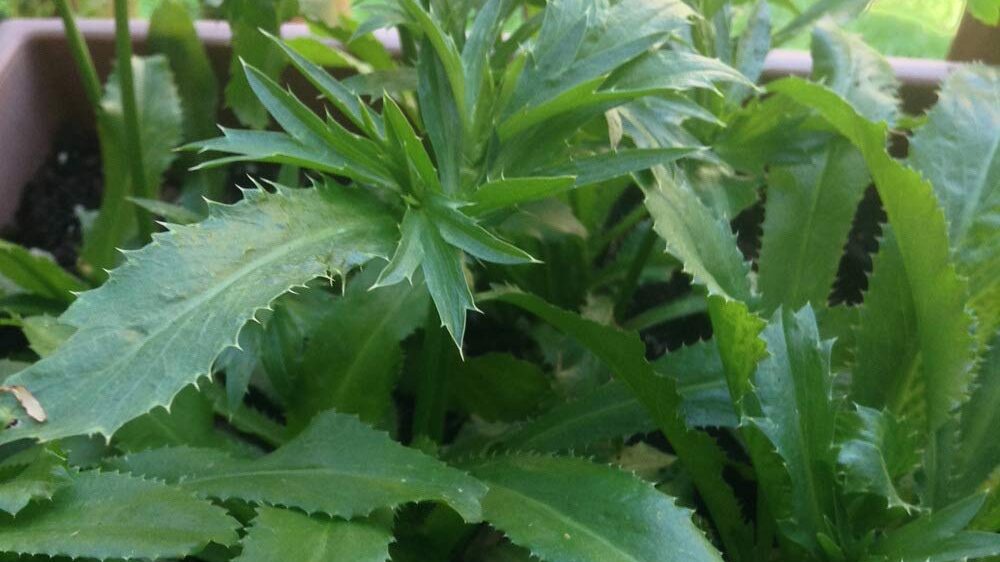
[907,66,999,342]
[0,241,84,303]
[112,410,487,521]
[758,138,870,313]
[770,79,975,506]
[0,470,238,560]
[471,454,723,562]
[749,306,838,554]
[235,506,392,562]
[0,449,71,516]
[0,185,394,444]
[811,23,899,124]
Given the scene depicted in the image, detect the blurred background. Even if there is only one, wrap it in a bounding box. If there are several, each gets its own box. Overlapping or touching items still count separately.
[0,0,982,60]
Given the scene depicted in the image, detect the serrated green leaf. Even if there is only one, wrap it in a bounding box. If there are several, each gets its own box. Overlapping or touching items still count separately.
[907,66,999,343]
[0,185,394,444]
[129,197,203,225]
[539,148,701,188]
[489,291,753,557]
[429,199,537,265]
[640,167,753,302]
[748,306,838,554]
[111,410,487,521]
[837,405,919,511]
[758,138,870,313]
[0,470,238,560]
[0,242,84,303]
[0,449,70,515]
[953,332,1000,500]
[417,37,463,194]
[288,273,428,430]
[811,23,899,124]
[496,380,653,453]
[452,353,551,423]
[606,50,755,95]
[728,0,771,102]
[471,454,723,562]
[235,506,392,562]
[869,495,1000,562]
[770,78,976,507]
[654,339,737,428]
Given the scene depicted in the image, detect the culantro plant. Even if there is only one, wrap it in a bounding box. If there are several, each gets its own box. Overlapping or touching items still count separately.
[0,1,998,561]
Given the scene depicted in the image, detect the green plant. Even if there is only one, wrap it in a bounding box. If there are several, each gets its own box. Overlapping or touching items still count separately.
[0,1,998,561]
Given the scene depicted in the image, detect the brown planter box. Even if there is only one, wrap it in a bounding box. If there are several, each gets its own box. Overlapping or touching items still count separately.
[0,18,962,230]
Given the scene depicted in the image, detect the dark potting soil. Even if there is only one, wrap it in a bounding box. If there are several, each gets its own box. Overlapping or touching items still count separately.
[6,129,103,268]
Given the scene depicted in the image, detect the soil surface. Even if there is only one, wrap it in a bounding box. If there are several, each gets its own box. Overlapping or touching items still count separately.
[6,128,103,268]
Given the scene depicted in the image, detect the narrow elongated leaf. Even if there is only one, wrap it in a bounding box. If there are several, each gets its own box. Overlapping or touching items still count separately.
[869,495,1000,562]
[224,0,292,128]
[467,176,576,216]
[606,50,755,95]
[749,306,838,553]
[953,333,1000,499]
[471,454,723,562]
[758,138,870,312]
[0,449,71,515]
[0,186,394,444]
[728,0,771,101]
[236,507,392,562]
[0,241,84,303]
[907,66,999,342]
[540,147,700,188]
[770,78,975,506]
[0,470,238,560]
[490,291,753,557]
[429,199,537,265]
[498,380,654,453]
[112,410,487,521]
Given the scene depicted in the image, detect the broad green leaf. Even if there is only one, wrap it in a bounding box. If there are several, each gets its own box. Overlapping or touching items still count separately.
[496,380,653,453]
[837,405,919,511]
[452,353,551,423]
[0,449,70,515]
[489,291,753,557]
[811,23,899,124]
[869,495,1000,562]
[0,241,84,303]
[83,55,183,273]
[471,454,723,562]
[654,339,737,428]
[224,0,293,128]
[968,0,1000,25]
[0,185,394,444]
[235,506,392,562]
[907,66,999,342]
[467,176,577,216]
[112,410,487,521]
[288,274,428,430]
[851,228,918,414]
[770,78,976,506]
[758,138,870,313]
[0,470,238,560]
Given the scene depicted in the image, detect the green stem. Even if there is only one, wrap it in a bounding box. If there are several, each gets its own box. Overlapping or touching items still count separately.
[113,0,154,239]
[614,224,657,321]
[411,309,452,443]
[54,0,103,110]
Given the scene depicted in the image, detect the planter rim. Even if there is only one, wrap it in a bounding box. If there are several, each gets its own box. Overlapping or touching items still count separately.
[0,17,967,88]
